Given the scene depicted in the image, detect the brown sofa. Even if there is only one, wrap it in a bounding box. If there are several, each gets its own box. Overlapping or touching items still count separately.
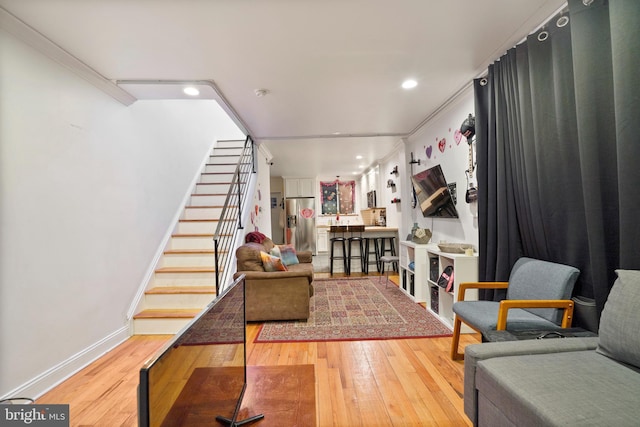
[233,237,314,322]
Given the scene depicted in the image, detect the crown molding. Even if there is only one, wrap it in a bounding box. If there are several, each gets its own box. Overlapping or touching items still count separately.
[1,6,136,106]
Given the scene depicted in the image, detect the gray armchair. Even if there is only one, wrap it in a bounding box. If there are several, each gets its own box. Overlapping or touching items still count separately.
[450,257,580,360]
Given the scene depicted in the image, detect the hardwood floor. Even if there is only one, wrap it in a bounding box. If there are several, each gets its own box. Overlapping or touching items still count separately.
[36,273,481,426]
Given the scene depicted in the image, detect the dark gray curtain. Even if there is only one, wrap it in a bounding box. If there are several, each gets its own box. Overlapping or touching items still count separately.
[476,0,640,317]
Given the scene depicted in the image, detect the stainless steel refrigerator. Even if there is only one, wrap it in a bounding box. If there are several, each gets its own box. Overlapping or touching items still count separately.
[285,197,316,254]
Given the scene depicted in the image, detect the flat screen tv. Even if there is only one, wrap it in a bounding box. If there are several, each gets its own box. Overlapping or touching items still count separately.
[138,275,263,427]
[411,164,459,218]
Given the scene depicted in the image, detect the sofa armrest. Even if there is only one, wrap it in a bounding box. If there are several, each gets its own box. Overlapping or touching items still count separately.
[463,337,600,424]
[296,250,313,263]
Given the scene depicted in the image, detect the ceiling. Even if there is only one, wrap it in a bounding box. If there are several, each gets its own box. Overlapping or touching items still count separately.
[0,0,565,177]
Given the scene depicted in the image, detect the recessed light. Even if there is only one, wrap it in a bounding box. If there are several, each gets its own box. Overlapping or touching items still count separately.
[356,155,363,159]
[402,79,418,89]
[183,87,200,96]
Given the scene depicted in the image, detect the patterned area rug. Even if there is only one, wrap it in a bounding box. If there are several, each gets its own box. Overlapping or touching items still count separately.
[255,277,452,342]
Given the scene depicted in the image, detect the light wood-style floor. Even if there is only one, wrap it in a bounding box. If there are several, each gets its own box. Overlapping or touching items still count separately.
[37,273,481,426]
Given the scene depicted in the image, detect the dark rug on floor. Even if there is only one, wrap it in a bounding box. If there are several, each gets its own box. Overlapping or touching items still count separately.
[255,277,452,342]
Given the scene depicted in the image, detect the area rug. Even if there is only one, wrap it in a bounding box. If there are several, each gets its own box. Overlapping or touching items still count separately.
[255,277,452,342]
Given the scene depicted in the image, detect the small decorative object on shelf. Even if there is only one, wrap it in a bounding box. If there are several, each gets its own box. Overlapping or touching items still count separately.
[387,179,396,188]
[391,165,399,176]
[412,227,432,244]
[391,198,401,203]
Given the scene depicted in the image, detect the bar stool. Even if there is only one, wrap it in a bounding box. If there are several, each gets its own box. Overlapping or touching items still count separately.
[380,255,400,288]
[375,236,397,272]
[363,237,379,273]
[346,225,366,275]
[329,225,348,275]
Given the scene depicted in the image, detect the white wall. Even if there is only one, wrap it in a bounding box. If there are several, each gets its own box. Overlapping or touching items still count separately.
[377,88,478,247]
[247,144,273,234]
[0,30,244,398]
[378,150,404,229]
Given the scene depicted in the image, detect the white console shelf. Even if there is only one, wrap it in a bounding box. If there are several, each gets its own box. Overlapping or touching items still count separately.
[398,241,429,302]
[399,241,478,332]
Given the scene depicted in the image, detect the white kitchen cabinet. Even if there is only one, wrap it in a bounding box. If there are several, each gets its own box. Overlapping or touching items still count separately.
[316,228,328,253]
[284,178,315,198]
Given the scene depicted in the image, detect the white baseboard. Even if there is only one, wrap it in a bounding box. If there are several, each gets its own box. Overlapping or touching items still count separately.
[0,326,130,401]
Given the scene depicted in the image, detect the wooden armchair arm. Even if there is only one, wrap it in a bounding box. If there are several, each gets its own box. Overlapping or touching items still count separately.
[496,299,575,330]
[457,282,509,301]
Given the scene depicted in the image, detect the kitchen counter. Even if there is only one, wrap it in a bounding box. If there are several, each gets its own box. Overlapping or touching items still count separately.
[315,225,399,273]
[317,225,398,232]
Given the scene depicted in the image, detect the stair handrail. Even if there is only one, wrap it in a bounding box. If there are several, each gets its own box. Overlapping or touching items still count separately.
[213,135,256,295]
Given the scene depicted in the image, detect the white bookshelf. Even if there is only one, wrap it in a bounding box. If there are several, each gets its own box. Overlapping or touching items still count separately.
[400,241,478,332]
[398,241,429,302]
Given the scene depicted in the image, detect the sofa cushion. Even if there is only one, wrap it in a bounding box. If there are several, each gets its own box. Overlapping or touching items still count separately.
[506,257,579,324]
[260,251,288,272]
[453,300,562,331]
[476,350,640,426]
[597,269,640,369]
[271,244,300,266]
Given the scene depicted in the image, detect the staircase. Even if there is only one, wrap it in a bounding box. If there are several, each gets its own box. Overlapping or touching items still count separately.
[132,139,251,334]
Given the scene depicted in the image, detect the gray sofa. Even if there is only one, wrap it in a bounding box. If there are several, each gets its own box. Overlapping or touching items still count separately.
[464,269,640,426]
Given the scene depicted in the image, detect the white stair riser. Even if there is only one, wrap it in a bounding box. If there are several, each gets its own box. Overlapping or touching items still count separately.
[170,236,214,250]
[183,207,223,219]
[212,147,243,156]
[208,156,240,165]
[190,194,227,206]
[197,175,234,186]
[152,272,216,287]
[177,221,217,234]
[162,253,216,267]
[143,293,214,310]
[195,181,232,192]
[133,318,193,335]
[195,172,233,186]
[216,140,245,149]
[202,164,237,174]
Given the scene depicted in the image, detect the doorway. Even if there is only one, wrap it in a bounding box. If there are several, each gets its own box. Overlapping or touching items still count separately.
[270,192,284,244]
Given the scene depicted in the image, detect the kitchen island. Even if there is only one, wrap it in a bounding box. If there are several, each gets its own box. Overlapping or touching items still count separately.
[315,225,399,274]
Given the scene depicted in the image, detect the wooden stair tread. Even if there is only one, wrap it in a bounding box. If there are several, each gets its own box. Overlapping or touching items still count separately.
[163,249,227,254]
[155,266,218,273]
[133,309,202,319]
[146,286,216,295]
[199,169,251,172]
[184,205,237,209]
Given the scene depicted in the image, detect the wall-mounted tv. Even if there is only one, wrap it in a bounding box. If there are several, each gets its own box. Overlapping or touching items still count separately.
[138,275,263,427]
[411,164,459,218]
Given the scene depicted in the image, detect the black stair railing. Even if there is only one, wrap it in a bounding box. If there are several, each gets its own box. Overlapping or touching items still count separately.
[213,135,256,295]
